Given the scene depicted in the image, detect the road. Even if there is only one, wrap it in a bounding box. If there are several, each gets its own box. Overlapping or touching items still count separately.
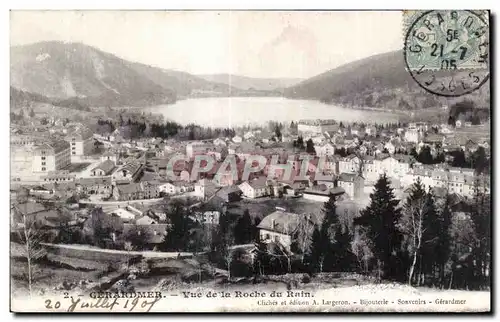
[41,243,194,259]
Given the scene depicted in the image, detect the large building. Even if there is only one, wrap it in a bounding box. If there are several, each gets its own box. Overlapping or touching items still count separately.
[297,120,339,135]
[66,126,94,158]
[32,140,71,173]
[338,173,364,200]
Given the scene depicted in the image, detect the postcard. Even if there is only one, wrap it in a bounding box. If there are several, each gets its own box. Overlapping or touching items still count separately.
[10,10,491,313]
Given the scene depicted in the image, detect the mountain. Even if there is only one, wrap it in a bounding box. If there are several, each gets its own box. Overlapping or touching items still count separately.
[284,50,490,110]
[10,41,234,107]
[10,86,51,108]
[198,74,302,91]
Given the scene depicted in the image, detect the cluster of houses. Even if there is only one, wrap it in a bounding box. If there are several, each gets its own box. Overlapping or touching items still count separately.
[10,117,491,254]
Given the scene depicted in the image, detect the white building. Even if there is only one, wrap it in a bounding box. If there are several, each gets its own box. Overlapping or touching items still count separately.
[314,142,335,157]
[66,127,94,158]
[338,173,364,200]
[100,150,118,165]
[239,178,270,199]
[338,155,361,174]
[404,128,420,143]
[297,120,339,135]
[32,140,71,173]
[186,141,215,159]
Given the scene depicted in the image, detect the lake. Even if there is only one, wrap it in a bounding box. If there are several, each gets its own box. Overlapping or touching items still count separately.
[144,97,402,128]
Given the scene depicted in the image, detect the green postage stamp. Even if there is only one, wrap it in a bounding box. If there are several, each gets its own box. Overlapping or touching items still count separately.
[403,10,490,96]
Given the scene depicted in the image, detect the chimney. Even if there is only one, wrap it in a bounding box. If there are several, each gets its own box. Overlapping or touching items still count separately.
[271,219,276,230]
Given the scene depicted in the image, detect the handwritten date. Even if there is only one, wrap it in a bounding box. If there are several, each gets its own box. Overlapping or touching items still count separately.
[44,296,160,312]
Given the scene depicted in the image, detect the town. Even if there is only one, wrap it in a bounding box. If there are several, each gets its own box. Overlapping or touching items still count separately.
[10,104,491,296]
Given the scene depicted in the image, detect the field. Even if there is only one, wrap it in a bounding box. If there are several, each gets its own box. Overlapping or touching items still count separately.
[228,197,324,221]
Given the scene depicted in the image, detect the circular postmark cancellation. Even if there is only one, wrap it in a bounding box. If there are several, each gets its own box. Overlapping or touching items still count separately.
[403,10,490,97]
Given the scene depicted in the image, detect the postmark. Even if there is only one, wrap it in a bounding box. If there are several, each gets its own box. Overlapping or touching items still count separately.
[403,10,490,97]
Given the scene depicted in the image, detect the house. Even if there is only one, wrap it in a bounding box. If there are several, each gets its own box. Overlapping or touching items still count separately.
[464,140,479,153]
[257,209,317,251]
[338,155,361,174]
[193,211,221,225]
[194,178,218,200]
[239,177,270,199]
[112,161,143,182]
[100,150,118,165]
[42,170,76,183]
[215,185,242,202]
[384,141,396,154]
[314,142,335,157]
[29,186,55,196]
[365,125,377,136]
[122,223,169,246]
[404,128,420,143]
[75,177,112,195]
[113,183,144,201]
[11,202,62,230]
[303,185,345,202]
[186,141,216,159]
[337,173,364,200]
[90,160,116,176]
[158,181,194,195]
[142,181,161,199]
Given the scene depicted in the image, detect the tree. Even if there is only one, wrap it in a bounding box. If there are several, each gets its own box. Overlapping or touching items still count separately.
[310,226,325,272]
[398,179,426,285]
[306,139,315,154]
[13,205,46,297]
[417,146,434,164]
[351,229,374,274]
[470,146,489,175]
[274,125,282,142]
[471,183,491,289]
[420,191,440,285]
[233,210,254,244]
[123,225,153,250]
[333,223,354,271]
[354,174,402,280]
[310,195,340,272]
[451,149,467,167]
[293,136,305,150]
[436,194,452,288]
[215,212,235,280]
[162,200,194,251]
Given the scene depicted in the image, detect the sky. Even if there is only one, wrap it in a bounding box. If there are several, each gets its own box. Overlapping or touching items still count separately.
[10,11,403,79]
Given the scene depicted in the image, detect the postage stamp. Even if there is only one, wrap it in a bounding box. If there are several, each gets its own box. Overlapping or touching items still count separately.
[10,10,491,313]
[403,10,490,97]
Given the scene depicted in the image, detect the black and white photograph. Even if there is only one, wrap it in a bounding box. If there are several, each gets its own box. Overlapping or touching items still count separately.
[9,9,491,312]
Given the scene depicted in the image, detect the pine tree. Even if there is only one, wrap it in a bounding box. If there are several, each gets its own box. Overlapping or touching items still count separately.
[306,139,315,154]
[471,180,491,289]
[310,226,326,273]
[420,191,440,285]
[332,224,353,271]
[436,194,452,288]
[354,174,402,280]
[162,201,194,251]
[234,209,253,244]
